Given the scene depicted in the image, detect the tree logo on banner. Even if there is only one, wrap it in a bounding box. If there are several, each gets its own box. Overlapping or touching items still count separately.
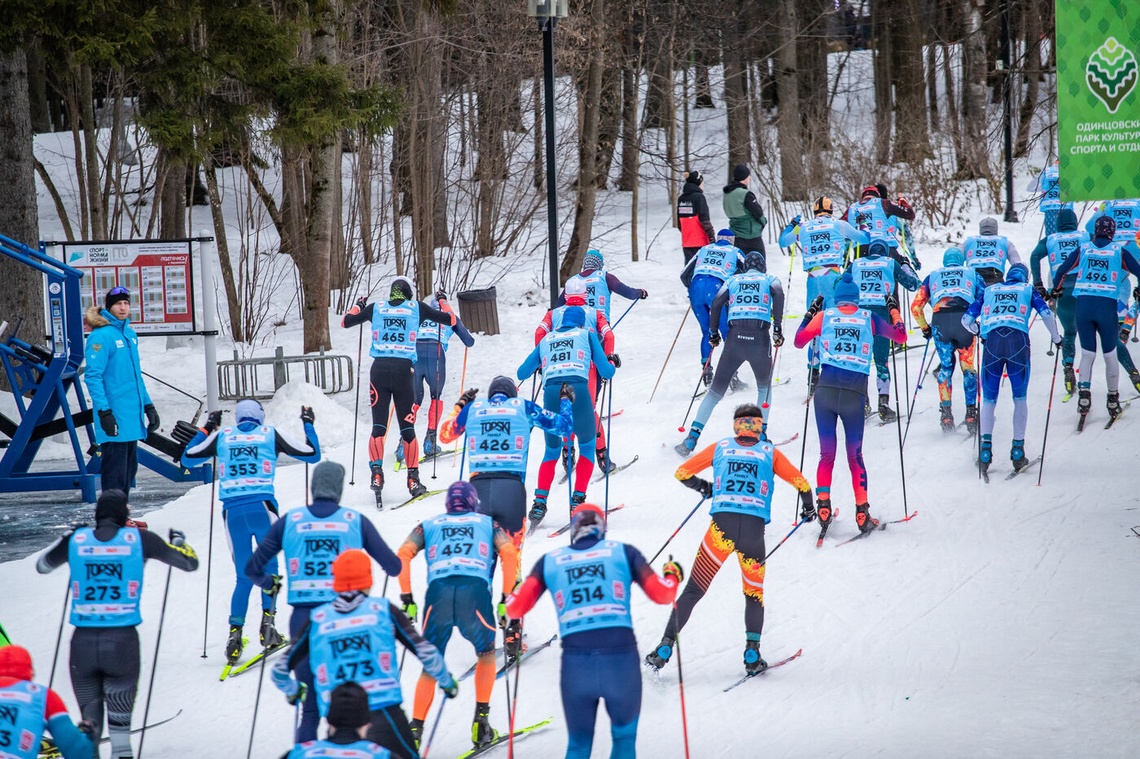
[1085,37,1138,114]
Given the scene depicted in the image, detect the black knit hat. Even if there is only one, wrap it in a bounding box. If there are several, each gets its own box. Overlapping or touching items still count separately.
[732,164,750,182]
[686,170,703,185]
[95,489,129,527]
[104,286,131,311]
[326,682,371,729]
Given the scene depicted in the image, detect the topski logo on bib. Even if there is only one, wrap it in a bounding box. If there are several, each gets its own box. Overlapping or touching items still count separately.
[1086,37,1138,114]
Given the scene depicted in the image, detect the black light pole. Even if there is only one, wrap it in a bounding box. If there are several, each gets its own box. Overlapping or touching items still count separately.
[530,0,568,308]
[1000,0,1018,222]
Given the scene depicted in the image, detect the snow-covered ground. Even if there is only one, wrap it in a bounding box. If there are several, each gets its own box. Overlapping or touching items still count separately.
[3,52,1138,759]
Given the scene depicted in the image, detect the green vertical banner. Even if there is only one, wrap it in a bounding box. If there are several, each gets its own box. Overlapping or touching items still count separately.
[1056,1,1140,202]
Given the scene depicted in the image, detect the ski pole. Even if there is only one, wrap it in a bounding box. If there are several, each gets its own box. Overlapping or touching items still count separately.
[507,621,524,758]
[349,323,364,485]
[890,344,910,518]
[610,298,639,330]
[1037,350,1061,486]
[431,338,443,480]
[671,607,691,759]
[138,563,173,759]
[604,377,614,516]
[201,456,217,659]
[47,582,69,690]
[502,625,514,758]
[649,496,708,564]
[419,691,449,759]
[761,519,805,565]
[764,344,780,410]
[454,347,471,472]
[678,349,715,432]
[901,340,933,447]
[650,307,691,403]
[244,631,271,759]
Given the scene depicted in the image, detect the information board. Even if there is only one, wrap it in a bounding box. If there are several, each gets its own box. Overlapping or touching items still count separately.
[56,239,196,335]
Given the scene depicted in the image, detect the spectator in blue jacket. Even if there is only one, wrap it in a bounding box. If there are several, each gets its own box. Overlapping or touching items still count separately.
[83,287,158,496]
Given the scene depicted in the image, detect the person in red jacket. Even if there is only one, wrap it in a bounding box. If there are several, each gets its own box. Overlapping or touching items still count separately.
[0,645,95,759]
[678,170,716,264]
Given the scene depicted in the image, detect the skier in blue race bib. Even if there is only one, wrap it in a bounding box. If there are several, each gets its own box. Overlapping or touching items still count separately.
[506,504,681,759]
[1025,161,1071,236]
[1029,207,1090,396]
[841,184,915,258]
[960,217,1023,287]
[679,228,743,382]
[285,681,391,758]
[0,645,95,759]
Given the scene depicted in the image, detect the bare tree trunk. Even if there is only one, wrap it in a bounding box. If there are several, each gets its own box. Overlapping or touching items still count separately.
[203,161,244,342]
[78,65,108,240]
[957,0,990,180]
[926,39,939,132]
[358,134,376,264]
[595,65,621,189]
[25,41,50,133]
[723,30,752,176]
[694,55,714,108]
[1013,7,1040,158]
[776,0,807,200]
[871,2,893,166]
[890,0,930,163]
[616,62,639,191]
[158,151,187,239]
[532,74,544,191]
[941,40,959,133]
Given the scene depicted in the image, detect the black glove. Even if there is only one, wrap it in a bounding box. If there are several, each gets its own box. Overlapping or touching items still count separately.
[560,383,575,402]
[663,555,684,585]
[355,296,368,310]
[799,491,816,523]
[266,575,284,597]
[300,406,315,424]
[144,404,160,434]
[77,720,96,740]
[639,289,649,300]
[1134,285,1140,303]
[504,619,523,660]
[885,294,899,313]
[457,388,479,408]
[772,328,785,348]
[99,409,118,437]
[806,295,825,317]
[168,529,186,547]
[1049,285,1064,301]
[607,353,621,368]
[920,325,932,340]
[708,332,721,348]
[400,592,418,622]
[1034,285,1050,301]
[204,410,223,432]
[682,476,713,499]
[911,256,922,271]
[790,214,802,227]
[1122,328,1132,344]
[435,289,447,301]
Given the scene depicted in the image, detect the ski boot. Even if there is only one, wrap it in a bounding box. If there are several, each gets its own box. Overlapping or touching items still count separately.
[729,372,748,393]
[225,625,244,665]
[878,394,897,423]
[259,610,284,649]
[855,502,879,534]
[595,447,616,475]
[394,443,405,470]
[571,491,586,507]
[1077,387,1092,428]
[422,429,439,459]
[674,425,701,457]
[561,444,577,477]
[815,496,835,544]
[1063,365,1076,395]
[964,405,979,436]
[472,702,496,748]
[979,434,993,477]
[527,497,548,532]
[407,468,428,498]
[1129,369,1140,395]
[701,362,714,387]
[503,619,524,664]
[1107,392,1123,421]
[409,719,424,750]
[1010,439,1030,472]
[744,635,767,675]
[370,462,385,509]
[939,405,955,432]
[644,636,674,670]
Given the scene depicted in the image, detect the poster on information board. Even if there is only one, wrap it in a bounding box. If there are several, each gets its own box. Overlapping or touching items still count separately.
[52,239,197,336]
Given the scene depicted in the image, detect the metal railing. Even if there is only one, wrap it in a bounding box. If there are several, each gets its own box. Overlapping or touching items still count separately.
[217,347,354,401]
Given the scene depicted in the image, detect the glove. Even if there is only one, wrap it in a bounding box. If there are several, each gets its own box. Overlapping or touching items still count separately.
[772,328,785,348]
[497,594,510,629]
[799,491,816,523]
[885,294,899,313]
[559,382,575,402]
[300,406,315,424]
[896,194,912,210]
[99,409,118,437]
[272,659,306,704]
[1054,334,1064,347]
[607,353,622,368]
[266,575,284,597]
[663,555,684,585]
[355,296,368,310]
[708,332,721,348]
[457,388,479,409]
[920,325,932,340]
[144,404,160,434]
[791,214,802,226]
[682,476,713,499]
[77,720,96,740]
[168,529,185,547]
[1122,328,1132,344]
[1049,285,1064,301]
[204,410,223,432]
[435,289,447,301]
[911,256,922,271]
[400,592,418,622]
[440,675,459,699]
[806,295,825,317]
[639,289,649,300]
[965,320,980,336]
[504,619,523,660]
[1134,285,1140,303]
[1034,285,1050,301]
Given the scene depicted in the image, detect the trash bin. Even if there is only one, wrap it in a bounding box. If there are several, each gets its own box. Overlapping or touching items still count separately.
[456,287,500,336]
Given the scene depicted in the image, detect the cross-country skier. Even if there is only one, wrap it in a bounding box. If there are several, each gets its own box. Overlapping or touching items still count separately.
[341,277,458,507]
[846,240,920,421]
[1084,198,1140,246]
[393,291,475,470]
[180,399,320,664]
[779,196,870,389]
[246,461,401,743]
[284,682,391,759]
[516,307,616,530]
[677,170,716,265]
[674,251,784,456]
[562,249,648,323]
[649,404,814,675]
[35,490,199,758]
[962,263,1062,473]
[273,549,457,759]
[506,504,681,759]
[536,277,618,474]
[1051,216,1140,424]
[793,273,907,536]
[0,645,95,759]
[1026,161,1071,236]
[1029,207,1090,395]
[437,376,573,570]
[396,482,520,751]
[911,248,983,432]
[722,165,767,256]
[961,217,1023,287]
[841,185,915,258]
[1114,284,1140,393]
[679,229,743,384]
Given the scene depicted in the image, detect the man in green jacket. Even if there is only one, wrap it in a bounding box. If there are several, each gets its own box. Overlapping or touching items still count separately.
[722,164,767,257]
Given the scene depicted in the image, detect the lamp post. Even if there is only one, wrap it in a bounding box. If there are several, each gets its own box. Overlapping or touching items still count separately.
[529,0,569,308]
